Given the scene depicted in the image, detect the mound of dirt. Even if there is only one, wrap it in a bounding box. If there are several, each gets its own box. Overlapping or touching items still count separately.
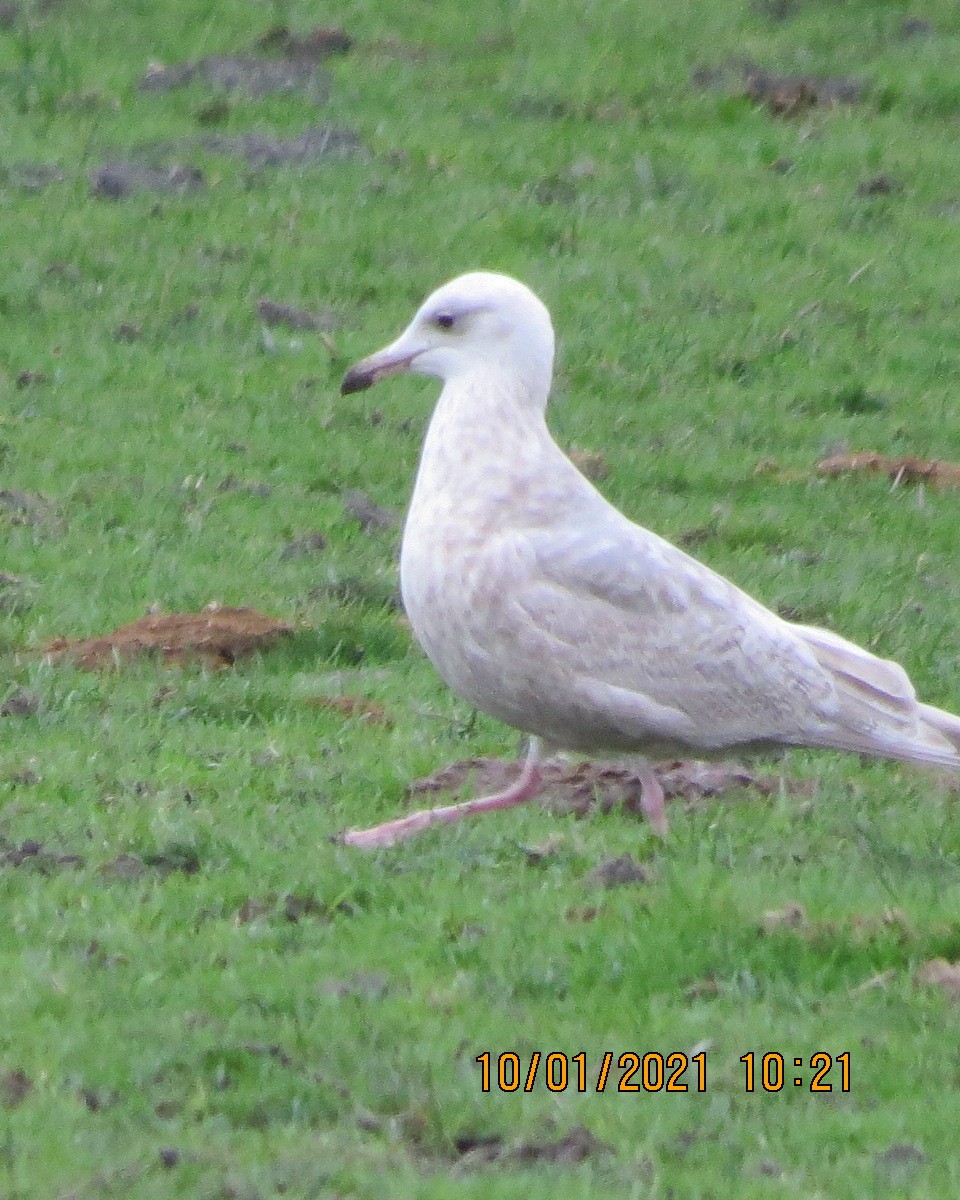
[408,755,804,817]
[44,605,292,670]
[818,451,960,489]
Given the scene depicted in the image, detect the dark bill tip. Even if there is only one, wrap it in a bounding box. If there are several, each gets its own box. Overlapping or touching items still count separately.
[340,364,375,396]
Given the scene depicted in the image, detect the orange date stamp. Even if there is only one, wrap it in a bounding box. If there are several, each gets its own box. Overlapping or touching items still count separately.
[475,1050,852,1094]
[475,1050,708,1093]
[740,1051,851,1092]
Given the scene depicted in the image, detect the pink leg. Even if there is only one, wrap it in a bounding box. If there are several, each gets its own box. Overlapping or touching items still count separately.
[339,738,544,850]
[634,760,668,837]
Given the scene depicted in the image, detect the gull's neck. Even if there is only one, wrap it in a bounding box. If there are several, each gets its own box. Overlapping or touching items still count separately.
[426,365,550,458]
[407,364,561,523]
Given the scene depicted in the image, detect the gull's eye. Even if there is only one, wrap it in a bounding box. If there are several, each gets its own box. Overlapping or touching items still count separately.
[434,312,456,331]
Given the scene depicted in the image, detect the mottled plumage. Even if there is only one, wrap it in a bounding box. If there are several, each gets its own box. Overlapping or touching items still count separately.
[338,272,960,848]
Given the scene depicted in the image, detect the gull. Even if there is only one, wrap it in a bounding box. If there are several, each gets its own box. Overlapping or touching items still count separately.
[338,271,960,848]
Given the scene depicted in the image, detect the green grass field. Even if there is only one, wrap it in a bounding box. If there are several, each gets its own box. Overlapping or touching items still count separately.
[3,0,960,1195]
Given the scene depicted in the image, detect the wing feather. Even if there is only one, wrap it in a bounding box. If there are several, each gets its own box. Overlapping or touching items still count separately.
[516,516,839,749]
[512,508,960,767]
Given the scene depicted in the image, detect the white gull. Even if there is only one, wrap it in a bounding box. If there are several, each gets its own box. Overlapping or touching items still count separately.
[338,271,960,848]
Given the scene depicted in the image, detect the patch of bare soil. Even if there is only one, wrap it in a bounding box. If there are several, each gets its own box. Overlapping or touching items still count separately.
[567,447,610,481]
[585,852,651,888]
[856,173,900,196]
[898,18,935,40]
[0,837,84,871]
[16,369,48,388]
[217,475,271,497]
[758,905,926,951]
[9,23,357,196]
[691,59,864,116]
[0,572,29,613]
[818,451,960,489]
[91,162,205,199]
[1,1069,32,1109]
[31,125,362,199]
[875,1143,929,1175]
[304,695,392,725]
[457,1124,613,1167]
[408,756,801,816]
[235,892,358,923]
[255,25,353,60]
[140,24,351,97]
[43,605,292,670]
[140,56,325,100]
[511,1125,613,1165]
[915,958,960,999]
[280,531,327,560]
[138,24,351,99]
[752,0,798,21]
[309,574,401,611]
[410,758,518,798]
[140,843,202,874]
[99,854,148,881]
[256,297,338,332]
[759,902,809,933]
[1,163,65,191]
[342,489,398,531]
[201,125,363,166]
[0,488,53,525]
[0,688,40,717]
[98,845,201,880]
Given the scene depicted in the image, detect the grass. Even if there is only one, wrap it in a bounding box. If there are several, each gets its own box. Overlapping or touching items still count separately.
[2,0,960,1194]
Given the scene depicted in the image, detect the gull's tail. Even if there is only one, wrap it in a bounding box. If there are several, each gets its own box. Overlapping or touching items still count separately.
[794,623,960,769]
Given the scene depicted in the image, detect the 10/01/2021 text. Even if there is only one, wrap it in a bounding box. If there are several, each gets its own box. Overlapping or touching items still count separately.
[476,1051,708,1094]
[476,1051,852,1094]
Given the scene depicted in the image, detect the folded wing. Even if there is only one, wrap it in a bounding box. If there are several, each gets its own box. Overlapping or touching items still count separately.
[515,510,960,767]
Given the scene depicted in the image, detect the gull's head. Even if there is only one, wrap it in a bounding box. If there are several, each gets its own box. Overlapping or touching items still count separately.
[341,272,555,409]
